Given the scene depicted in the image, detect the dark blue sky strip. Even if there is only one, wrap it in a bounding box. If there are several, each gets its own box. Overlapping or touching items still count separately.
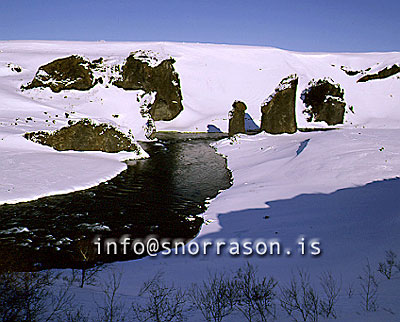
[0,0,398,52]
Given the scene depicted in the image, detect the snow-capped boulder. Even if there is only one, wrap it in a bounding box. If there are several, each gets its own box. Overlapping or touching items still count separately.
[24,119,140,153]
[357,64,400,82]
[21,55,98,93]
[301,78,346,126]
[113,52,183,121]
[260,74,298,134]
[7,63,22,73]
[228,100,247,136]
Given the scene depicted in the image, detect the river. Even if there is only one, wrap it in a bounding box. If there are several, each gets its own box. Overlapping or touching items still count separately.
[0,133,232,271]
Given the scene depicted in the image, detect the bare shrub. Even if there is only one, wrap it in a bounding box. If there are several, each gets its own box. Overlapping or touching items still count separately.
[0,270,75,322]
[67,264,107,289]
[189,271,239,322]
[72,240,108,288]
[319,272,341,319]
[132,272,187,322]
[358,260,379,312]
[234,263,277,321]
[0,271,26,321]
[96,271,127,322]
[347,282,355,299]
[279,269,320,322]
[65,307,90,322]
[377,250,399,280]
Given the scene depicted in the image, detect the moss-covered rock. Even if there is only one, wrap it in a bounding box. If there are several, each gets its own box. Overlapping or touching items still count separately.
[261,75,298,134]
[357,64,400,82]
[21,52,184,123]
[228,101,247,136]
[22,55,97,93]
[24,119,139,153]
[301,78,346,126]
[113,54,183,121]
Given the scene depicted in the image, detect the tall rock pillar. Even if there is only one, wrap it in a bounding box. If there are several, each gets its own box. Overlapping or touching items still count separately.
[261,75,298,134]
[228,101,247,136]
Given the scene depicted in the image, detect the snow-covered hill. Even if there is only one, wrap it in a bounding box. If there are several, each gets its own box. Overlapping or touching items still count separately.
[0,40,399,204]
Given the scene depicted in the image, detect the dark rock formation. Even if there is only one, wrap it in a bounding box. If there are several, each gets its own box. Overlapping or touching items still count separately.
[357,64,400,82]
[260,75,298,134]
[113,54,183,121]
[21,52,184,124]
[24,119,139,153]
[340,66,363,76]
[22,56,97,93]
[228,101,247,136]
[7,63,22,73]
[301,78,346,126]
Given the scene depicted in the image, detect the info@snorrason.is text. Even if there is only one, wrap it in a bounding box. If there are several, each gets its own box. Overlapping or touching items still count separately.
[94,235,322,257]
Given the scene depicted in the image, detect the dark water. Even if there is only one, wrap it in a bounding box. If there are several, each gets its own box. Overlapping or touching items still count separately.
[0,133,231,271]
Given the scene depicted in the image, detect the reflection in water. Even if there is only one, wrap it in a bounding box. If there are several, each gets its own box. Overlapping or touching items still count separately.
[0,134,231,271]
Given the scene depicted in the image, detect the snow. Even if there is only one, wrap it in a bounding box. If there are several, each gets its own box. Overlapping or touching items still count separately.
[262,73,298,106]
[131,49,172,67]
[0,130,147,205]
[69,127,398,322]
[0,227,30,234]
[60,126,400,322]
[205,128,400,232]
[1,40,400,321]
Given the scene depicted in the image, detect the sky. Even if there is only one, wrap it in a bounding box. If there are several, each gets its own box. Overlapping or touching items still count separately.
[0,0,399,52]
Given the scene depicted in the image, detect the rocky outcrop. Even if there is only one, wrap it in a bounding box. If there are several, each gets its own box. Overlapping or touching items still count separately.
[340,66,363,76]
[113,53,183,121]
[7,63,22,73]
[357,64,400,82]
[24,119,139,153]
[301,78,346,126]
[21,52,184,124]
[228,101,247,136]
[21,55,98,92]
[260,75,298,134]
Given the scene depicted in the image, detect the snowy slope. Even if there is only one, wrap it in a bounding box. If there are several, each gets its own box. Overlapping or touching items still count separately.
[2,41,400,134]
[71,128,400,322]
[1,40,399,204]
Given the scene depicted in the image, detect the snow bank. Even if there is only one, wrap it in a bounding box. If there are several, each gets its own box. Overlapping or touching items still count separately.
[0,133,147,205]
